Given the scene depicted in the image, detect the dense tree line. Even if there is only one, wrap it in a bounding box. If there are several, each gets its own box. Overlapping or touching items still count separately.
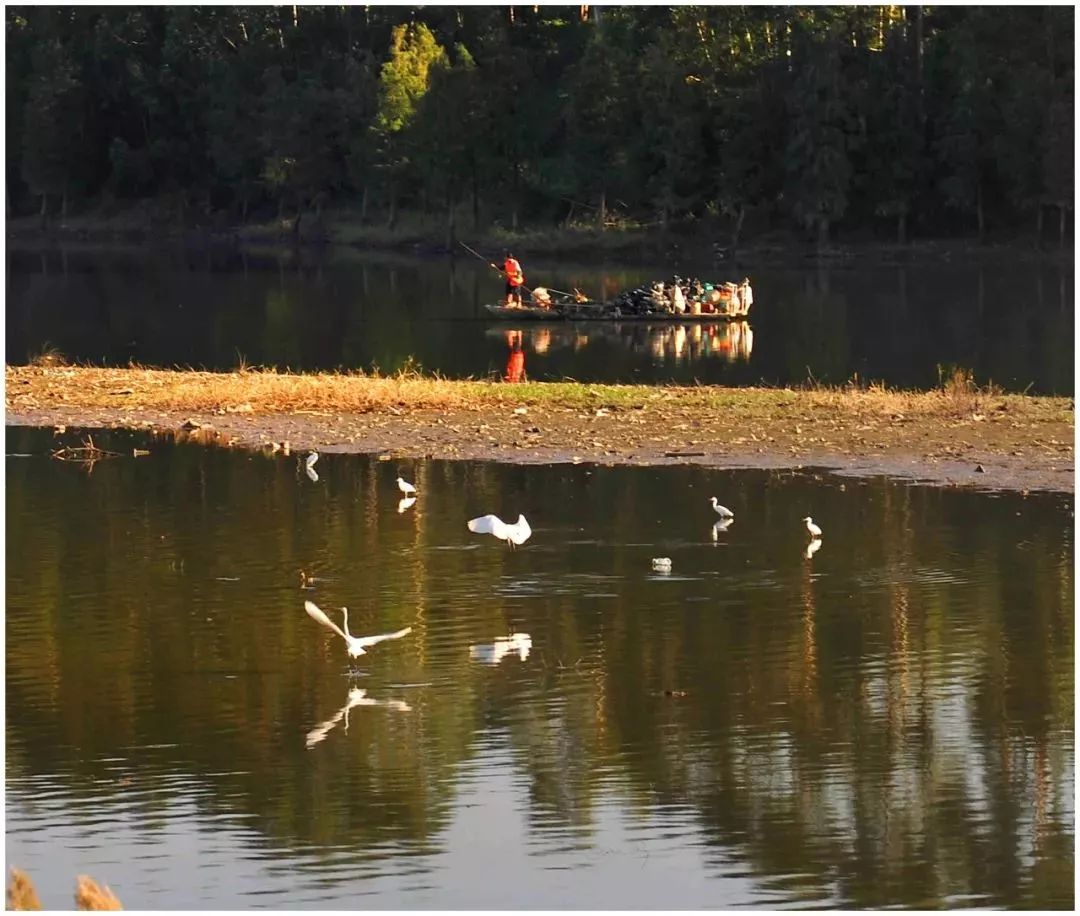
[5,5,1073,244]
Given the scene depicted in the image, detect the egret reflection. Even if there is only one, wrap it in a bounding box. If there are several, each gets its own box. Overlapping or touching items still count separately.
[469,633,532,665]
[305,687,411,749]
[398,496,417,513]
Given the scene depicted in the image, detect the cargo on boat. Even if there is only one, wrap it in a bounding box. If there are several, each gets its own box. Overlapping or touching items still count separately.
[485,276,754,322]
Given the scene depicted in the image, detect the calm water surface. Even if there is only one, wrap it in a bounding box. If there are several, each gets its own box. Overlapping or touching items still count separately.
[5,246,1073,393]
[5,427,1074,909]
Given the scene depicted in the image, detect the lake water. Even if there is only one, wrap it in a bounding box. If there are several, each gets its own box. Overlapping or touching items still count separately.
[6,427,1074,909]
[5,245,1074,393]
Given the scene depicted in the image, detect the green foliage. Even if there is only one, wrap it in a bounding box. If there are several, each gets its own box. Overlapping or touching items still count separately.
[3,5,1073,241]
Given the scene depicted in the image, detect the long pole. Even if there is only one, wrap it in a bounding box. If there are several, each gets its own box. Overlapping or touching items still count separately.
[456,242,581,300]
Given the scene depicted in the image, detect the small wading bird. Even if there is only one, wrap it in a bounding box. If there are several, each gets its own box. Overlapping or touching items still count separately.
[709,497,734,520]
[397,476,417,496]
[469,633,533,665]
[304,600,412,658]
[467,513,531,548]
[803,516,823,538]
[306,452,319,470]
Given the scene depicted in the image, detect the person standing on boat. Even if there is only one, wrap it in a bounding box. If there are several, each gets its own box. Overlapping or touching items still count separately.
[503,252,525,306]
[739,277,754,315]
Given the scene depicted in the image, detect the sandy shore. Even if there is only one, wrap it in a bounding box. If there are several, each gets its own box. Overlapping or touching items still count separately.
[6,366,1073,492]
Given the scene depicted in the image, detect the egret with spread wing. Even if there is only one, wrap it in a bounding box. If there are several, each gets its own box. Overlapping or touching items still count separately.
[467,513,532,548]
[304,600,412,658]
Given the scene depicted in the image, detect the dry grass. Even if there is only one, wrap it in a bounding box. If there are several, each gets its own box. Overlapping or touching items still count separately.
[6,364,1069,425]
[74,876,123,911]
[7,869,122,910]
[7,868,41,910]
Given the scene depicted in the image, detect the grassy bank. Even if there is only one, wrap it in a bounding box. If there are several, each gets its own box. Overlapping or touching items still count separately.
[7,364,1072,424]
[7,365,1073,491]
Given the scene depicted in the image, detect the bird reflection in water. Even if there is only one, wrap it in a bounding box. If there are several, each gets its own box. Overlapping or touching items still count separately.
[305,686,411,749]
[469,633,533,665]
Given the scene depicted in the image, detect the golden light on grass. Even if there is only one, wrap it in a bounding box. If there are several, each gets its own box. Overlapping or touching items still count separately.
[7,869,123,911]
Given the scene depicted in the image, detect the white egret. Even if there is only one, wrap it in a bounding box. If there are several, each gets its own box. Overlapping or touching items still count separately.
[805,538,823,559]
[467,513,532,548]
[709,497,734,519]
[803,516,823,538]
[304,600,412,658]
[651,557,673,571]
[306,452,319,470]
[306,687,411,749]
[469,633,533,665]
[305,466,319,483]
[397,496,417,514]
[397,476,417,496]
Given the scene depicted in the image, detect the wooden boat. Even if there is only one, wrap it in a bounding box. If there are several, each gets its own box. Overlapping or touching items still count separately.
[484,302,751,322]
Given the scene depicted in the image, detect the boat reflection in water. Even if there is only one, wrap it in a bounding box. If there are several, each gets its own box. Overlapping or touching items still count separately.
[492,321,753,369]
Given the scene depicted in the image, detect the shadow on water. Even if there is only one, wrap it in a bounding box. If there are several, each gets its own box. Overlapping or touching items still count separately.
[5,427,1074,908]
[5,246,1074,392]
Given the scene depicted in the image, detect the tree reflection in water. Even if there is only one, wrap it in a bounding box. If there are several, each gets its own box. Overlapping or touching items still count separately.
[5,430,1073,908]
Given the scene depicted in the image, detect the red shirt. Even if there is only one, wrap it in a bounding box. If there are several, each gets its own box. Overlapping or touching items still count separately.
[504,258,523,287]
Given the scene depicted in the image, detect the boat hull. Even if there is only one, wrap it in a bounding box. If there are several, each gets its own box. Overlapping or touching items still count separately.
[484,304,750,322]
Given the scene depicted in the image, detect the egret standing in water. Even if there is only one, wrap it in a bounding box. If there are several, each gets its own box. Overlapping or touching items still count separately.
[710,497,734,520]
[803,516,822,538]
[397,476,417,497]
[304,600,412,658]
[467,513,531,548]
[306,452,319,471]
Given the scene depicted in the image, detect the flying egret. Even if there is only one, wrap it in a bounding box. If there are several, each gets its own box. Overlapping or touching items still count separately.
[467,513,532,548]
[397,476,417,496]
[306,687,411,749]
[303,600,412,658]
[805,538,823,559]
[469,633,533,665]
[397,496,417,514]
[803,516,822,538]
[709,497,734,519]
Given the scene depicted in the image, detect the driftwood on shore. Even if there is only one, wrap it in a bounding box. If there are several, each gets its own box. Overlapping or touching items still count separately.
[7,868,122,911]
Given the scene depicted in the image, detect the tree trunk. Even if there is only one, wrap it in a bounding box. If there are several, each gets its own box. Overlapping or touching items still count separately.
[976,183,985,243]
[598,189,606,232]
[730,203,746,250]
[387,185,397,229]
[292,201,303,242]
[446,196,456,251]
[817,214,829,251]
[360,185,368,223]
[471,166,479,230]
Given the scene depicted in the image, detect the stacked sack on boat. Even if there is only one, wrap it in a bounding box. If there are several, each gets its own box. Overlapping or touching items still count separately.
[610,277,752,316]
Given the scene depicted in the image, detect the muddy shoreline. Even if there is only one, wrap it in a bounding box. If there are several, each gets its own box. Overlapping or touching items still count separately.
[8,401,1073,494]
